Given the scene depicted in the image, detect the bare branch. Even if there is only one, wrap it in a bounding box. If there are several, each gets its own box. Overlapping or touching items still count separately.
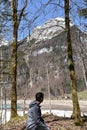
[18,0,28,26]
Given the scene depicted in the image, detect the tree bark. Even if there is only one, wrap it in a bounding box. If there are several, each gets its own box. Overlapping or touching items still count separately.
[10,0,18,119]
[10,0,28,119]
[64,0,83,125]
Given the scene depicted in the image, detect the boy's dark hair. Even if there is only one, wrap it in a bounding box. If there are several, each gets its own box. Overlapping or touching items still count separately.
[35,92,44,102]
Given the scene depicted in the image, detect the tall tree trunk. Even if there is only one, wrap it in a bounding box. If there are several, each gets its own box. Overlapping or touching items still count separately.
[10,0,28,119]
[64,0,83,125]
[10,0,18,119]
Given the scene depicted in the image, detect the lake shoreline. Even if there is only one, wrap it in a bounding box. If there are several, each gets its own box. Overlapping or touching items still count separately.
[1,99,87,112]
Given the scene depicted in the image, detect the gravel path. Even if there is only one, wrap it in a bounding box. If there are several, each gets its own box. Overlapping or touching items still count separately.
[42,100,87,113]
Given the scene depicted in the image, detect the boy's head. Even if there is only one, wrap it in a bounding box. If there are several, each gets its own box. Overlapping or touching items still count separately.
[35,92,44,103]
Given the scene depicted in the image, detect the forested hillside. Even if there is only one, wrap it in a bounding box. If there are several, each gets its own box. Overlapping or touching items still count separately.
[0,18,87,99]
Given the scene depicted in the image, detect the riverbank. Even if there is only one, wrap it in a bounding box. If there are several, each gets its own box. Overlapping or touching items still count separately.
[1,99,87,124]
[2,99,87,112]
[1,100,87,129]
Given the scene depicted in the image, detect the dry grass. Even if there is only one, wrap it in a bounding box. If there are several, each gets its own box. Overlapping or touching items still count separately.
[78,90,87,100]
[2,114,87,130]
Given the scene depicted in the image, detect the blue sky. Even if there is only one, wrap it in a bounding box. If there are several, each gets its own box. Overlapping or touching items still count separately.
[17,0,87,40]
[1,0,87,41]
[18,0,65,40]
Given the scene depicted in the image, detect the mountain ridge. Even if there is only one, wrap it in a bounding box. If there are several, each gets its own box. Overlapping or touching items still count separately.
[29,17,73,43]
[0,17,87,98]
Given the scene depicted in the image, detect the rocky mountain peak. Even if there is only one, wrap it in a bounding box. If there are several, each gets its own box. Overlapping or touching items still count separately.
[30,17,73,43]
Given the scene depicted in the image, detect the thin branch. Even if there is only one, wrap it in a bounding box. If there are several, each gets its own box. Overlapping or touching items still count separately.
[18,0,28,27]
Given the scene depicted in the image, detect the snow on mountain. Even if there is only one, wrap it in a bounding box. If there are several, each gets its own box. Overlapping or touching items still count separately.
[30,17,73,43]
[33,46,53,56]
[0,39,8,46]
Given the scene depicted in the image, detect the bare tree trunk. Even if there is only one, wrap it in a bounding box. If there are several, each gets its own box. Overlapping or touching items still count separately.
[4,86,7,123]
[0,48,3,123]
[79,33,87,89]
[10,0,28,119]
[64,0,83,125]
[10,0,18,119]
[46,65,51,114]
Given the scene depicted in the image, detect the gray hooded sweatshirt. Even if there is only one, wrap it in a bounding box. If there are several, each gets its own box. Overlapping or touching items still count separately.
[26,100,49,130]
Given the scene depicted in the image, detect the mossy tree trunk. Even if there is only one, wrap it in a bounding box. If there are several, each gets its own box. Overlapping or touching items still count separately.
[10,0,27,119]
[64,0,83,125]
[10,0,18,119]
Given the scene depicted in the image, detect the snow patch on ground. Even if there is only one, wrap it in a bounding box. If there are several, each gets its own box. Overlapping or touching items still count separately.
[1,109,87,124]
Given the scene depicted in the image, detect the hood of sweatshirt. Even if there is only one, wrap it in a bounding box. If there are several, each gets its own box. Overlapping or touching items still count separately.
[29,100,40,108]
